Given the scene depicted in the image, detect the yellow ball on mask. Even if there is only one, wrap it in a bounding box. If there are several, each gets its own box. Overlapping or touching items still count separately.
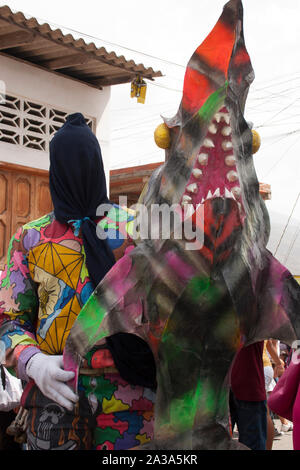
[252,129,261,154]
[154,123,171,149]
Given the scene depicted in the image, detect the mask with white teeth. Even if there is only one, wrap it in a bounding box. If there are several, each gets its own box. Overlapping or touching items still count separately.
[65,0,300,452]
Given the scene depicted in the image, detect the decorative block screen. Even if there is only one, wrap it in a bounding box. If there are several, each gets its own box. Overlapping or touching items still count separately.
[0,93,95,151]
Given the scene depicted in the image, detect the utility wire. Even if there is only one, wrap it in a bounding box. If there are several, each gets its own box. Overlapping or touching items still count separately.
[256,97,300,128]
[251,73,300,93]
[274,191,300,256]
[9,5,300,86]
[283,219,300,264]
[263,133,300,177]
[9,7,185,69]
[147,81,182,93]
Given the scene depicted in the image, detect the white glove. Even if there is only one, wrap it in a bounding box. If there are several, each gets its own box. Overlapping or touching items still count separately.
[26,353,78,411]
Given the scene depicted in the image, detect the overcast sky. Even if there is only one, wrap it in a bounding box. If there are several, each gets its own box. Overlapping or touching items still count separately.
[2,0,300,274]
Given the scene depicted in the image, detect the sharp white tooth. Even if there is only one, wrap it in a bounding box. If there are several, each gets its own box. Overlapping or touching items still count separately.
[225,187,233,199]
[208,123,217,134]
[203,138,215,148]
[215,112,230,124]
[192,168,203,179]
[207,190,213,199]
[213,188,220,197]
[186,183,198,194]
[226,171,238,182]
[232,186,241,199]
[214,113,221,123]
[201,197,205,203]
[225,155,236,167]
[183,204,195,218]
[222,126,232,136]
[182,194,192,202]
[222,140,233,151]
[190,206,196,216]
[198,153,208,165]
[224,114,230,124]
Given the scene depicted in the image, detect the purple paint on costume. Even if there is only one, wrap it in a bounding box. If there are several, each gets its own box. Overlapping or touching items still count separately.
[18,346,41,381]
[23,229,40,251]
[10,270,26,299]
[269,257,290,304]
[105,252,135,297]
[114,432,139,450]
[165,251,196,283]
[63,348,79,391]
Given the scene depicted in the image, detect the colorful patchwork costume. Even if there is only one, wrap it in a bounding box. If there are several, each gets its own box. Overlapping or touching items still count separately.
[0,114,155,450]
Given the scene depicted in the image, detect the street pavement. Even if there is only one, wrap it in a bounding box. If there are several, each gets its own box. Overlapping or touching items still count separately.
[232,419,293,450]
[272,419,293,450]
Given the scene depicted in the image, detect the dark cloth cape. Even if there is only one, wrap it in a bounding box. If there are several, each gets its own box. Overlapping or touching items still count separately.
[49,113,156,389]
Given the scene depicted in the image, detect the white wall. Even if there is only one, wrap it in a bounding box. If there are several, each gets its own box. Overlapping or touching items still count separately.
[0,54,111,183]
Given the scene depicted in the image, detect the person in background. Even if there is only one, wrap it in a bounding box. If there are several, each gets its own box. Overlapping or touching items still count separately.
[265,340,293,434]
[230,342,267,450]
[280,343,292,368]
[263,340,285,448]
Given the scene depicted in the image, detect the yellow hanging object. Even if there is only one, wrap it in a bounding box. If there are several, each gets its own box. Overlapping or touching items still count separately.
[131,76,147,104]
[130,81,137,99]
[154,123,171,149]
[252,129,261,154]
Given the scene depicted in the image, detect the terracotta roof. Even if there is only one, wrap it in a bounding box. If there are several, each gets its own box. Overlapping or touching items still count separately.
[259,182,271,200]
[0,5,162,88]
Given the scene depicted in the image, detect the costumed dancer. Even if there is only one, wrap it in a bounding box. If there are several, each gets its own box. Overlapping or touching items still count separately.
[0,113,156,450]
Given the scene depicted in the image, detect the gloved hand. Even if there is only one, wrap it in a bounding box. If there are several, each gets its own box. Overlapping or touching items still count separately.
[26,353,78,411]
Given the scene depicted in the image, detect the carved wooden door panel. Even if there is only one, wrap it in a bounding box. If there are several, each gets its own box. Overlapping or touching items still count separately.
[0,163,53,270]
[34,176,53,219]
[0,170,12,270]
[11,174,34,235]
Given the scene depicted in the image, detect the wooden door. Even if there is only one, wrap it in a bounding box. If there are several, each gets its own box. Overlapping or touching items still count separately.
[0,162,53,270]
[0,171,12,268]
[11,174,34,235]
[35,176,53,219]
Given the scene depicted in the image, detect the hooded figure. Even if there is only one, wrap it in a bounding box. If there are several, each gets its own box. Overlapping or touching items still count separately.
[50,112,156,389]
[0,112,156,450]
[49,112,115,288]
